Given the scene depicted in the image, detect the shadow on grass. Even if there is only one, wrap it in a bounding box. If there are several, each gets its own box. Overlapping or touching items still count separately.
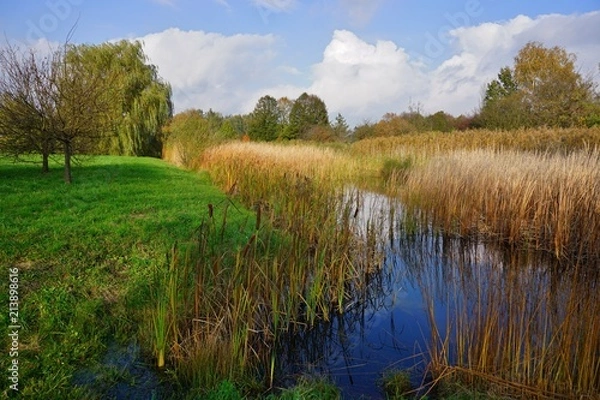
[0,155,171,185]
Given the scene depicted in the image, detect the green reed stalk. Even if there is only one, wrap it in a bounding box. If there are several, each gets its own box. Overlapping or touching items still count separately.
[159,141,389,393]
[152,292,168,369]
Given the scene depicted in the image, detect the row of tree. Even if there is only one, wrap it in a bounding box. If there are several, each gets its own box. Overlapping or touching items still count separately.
[161,93,351,160]
[0,39,172,182]
[166,42,598,147]
[248,93,333,141]
[2,39,599,181]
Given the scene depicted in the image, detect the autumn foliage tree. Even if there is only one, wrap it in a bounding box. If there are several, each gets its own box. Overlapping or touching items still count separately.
[480,42,598,129]
[374,113,417,137]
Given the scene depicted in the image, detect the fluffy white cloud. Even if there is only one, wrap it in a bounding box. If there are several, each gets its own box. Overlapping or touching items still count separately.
[424,11,600,115]
[308,30,427,120]
[137,28,278,114]
[257,11,600,125]
[136,11,600,126]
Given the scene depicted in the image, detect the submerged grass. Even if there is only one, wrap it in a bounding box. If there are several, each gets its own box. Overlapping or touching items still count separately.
[150,175,387,396]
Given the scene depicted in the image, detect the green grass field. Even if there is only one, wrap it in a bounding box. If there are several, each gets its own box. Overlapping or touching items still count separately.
[0,156,255,398]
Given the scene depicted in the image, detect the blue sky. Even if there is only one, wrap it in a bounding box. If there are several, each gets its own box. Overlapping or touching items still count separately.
[2,0,599,125]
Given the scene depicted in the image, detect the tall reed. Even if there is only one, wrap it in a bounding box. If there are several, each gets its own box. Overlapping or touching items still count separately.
[417,240,600,398]
[202,141,380,192]
[150,142,389,394]
[351,126,600,158]
[401,148,600,261]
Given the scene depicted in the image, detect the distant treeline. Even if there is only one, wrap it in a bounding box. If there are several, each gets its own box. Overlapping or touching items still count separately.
[163,41,599,155]
[2,38,598,182]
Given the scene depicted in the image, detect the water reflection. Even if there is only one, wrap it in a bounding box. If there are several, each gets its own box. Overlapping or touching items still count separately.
[275,190,600,399]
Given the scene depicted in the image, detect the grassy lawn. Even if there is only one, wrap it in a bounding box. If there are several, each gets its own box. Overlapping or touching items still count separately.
[0,156,254,398]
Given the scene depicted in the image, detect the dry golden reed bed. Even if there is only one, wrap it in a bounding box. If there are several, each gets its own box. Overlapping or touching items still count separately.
[202,141,378,191]
[402,149,600,260]
[351,126,600,157]
[195,129,600,262]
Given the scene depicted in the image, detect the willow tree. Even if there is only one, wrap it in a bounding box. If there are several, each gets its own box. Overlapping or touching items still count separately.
[69,40,172,156]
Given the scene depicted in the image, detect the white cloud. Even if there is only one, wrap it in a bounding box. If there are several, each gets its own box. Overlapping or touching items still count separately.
[135,11,600,126]
[305,12,600,123]
[136,28,278,114]
[308,30,427,120]
[423,11,600,115]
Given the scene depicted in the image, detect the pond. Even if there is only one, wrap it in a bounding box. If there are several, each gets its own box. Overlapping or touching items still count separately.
[273,190,600,399]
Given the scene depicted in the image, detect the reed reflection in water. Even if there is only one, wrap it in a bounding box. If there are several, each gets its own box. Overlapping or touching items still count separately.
[276,190,600,399]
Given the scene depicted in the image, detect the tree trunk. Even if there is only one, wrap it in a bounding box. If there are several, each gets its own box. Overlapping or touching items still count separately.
[63,141,72,184]
[42,152,49,173]
[41,136,51,173]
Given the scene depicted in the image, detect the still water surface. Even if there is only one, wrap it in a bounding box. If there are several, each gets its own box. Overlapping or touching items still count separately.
[275,190,597,399]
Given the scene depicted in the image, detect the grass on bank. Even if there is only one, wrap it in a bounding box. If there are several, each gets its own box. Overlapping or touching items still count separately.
[0,155,255,398]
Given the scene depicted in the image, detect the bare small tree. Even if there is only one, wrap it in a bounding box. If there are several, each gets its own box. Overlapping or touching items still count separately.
[0,45,55,172]
[46,43,116,183]
[0,37,116,183]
